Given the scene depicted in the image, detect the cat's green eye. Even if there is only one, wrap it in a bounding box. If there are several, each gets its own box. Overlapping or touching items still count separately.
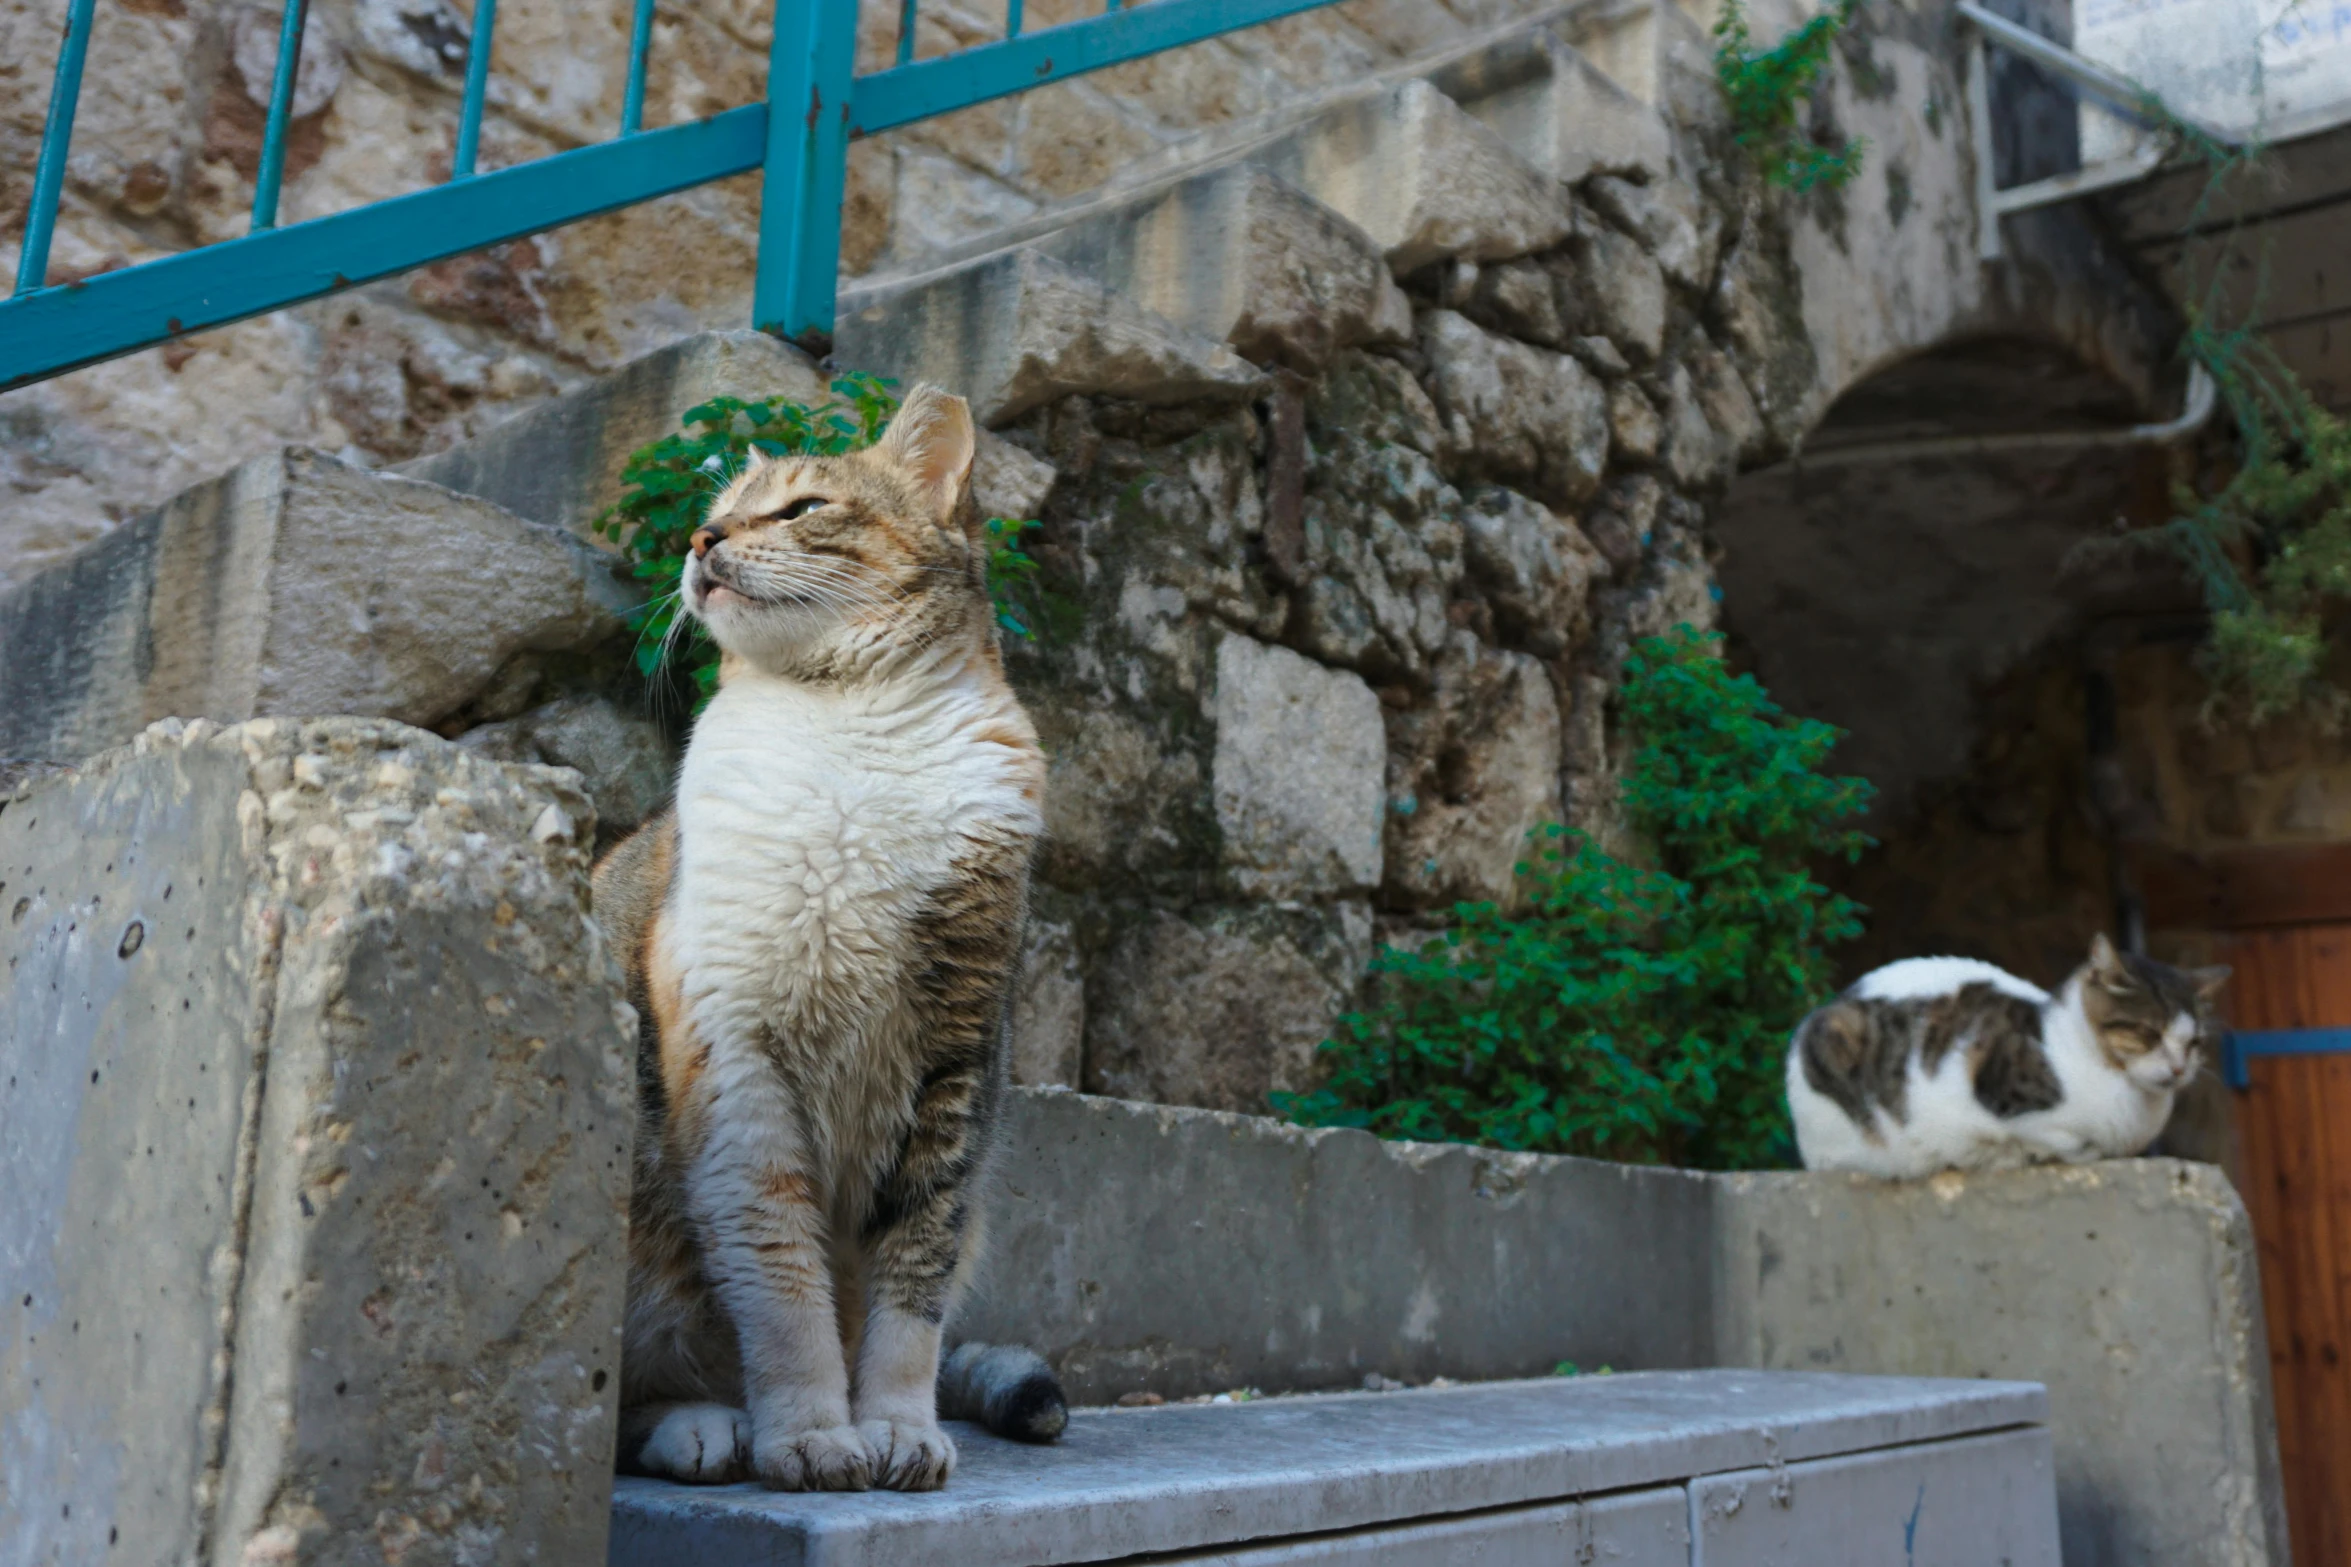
[777,496,826,521]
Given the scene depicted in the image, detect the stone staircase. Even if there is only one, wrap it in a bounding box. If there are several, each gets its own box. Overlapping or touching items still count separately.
[0,0,1709,772]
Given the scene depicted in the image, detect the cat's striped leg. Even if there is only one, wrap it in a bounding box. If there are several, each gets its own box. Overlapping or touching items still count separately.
[855,1057,994,1490]
[686,1034,873,1491]
[855,840,1026,1490]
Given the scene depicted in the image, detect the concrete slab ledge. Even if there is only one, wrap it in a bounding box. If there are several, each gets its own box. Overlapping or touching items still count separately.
[609,1370,2046,1567]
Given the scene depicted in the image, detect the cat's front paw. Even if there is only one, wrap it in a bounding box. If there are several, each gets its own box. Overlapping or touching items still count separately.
[754,1424,875,1491]
[860,1416,957,1491]
[635,1403,751,1484]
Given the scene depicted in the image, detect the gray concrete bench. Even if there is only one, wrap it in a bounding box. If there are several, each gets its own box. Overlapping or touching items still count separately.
[610,1369,2059,1566]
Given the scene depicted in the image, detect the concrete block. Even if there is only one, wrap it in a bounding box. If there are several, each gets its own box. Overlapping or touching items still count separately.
[836,247,1270,427]
[1250,79,1572,272]
[954,1089,1715,1404]
[610,1371,2047,1567]
[1,717,636,1567]
[1714,1162,2289,1567]
[1689,1427,2062,1567]
[0,449,632,766]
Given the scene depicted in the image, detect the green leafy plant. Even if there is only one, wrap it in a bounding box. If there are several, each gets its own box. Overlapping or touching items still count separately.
[2128,121,2351,721]
[1274,628,1873,1170]
[1714,0,1866,192]
[594,374,1046,704]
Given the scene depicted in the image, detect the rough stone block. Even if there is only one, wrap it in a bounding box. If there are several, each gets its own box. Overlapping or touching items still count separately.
[0,449,632,767]
[1211,632,1386,898]
[837,247,1269,426]
[1251,79,1571,272]
[1715,1161,2290,1567]
[1381,640,1564,910]
[0,716,635,1567]
[1418,308,1611,507]
[1082,901,1373,1115]
[1024,163,1412,375]
[1455,31,1674,187]
[1588,172,1722,293]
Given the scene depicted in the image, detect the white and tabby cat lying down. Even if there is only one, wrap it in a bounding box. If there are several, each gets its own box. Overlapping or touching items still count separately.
[1787,936,2228,1179]
[593,385,1063,1492]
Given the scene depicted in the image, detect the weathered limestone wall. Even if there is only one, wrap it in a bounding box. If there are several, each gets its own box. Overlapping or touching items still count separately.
[959,1088,2287,1567]
[0,0,1566,586]
[5,0,2186,1115]
[0,718,635,1566]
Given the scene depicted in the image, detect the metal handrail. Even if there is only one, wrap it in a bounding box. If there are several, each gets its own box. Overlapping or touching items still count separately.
[1,0,1347,390]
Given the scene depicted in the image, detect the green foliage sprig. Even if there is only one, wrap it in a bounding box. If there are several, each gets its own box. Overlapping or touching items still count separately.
[1714,0,1866,192]
[594,374,1045,704]
[1273,628,1873,1170]
[2126,119,2351,721]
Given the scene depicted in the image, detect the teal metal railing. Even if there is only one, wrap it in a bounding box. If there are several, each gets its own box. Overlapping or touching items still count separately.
[1,0,1344,390]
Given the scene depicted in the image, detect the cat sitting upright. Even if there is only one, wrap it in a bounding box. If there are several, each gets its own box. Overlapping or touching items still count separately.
[1786,935,2229,1179]
[594,383,1063,1492]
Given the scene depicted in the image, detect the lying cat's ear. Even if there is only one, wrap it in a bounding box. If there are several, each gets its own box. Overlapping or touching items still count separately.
[2087,933,2133,990]
[2190,965,2233,1001]
[875,383,977,522]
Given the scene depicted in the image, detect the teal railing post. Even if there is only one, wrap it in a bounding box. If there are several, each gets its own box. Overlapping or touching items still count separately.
[754,0,857,351]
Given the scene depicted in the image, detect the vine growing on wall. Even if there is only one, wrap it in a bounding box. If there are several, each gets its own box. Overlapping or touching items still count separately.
[1715,0,1867,191]
[1274,628,1874,1171]
[2128,111,2351,722]
[594,376,1046,706]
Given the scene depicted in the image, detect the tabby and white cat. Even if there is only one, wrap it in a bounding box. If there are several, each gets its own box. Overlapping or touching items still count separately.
[594,385,1063,1492]
[1786,935,2228,1179]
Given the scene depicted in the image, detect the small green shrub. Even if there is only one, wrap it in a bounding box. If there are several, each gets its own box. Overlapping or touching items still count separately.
[594,374,1045,704]
[1715,0,1866,192]
[1273,627,1873,1170]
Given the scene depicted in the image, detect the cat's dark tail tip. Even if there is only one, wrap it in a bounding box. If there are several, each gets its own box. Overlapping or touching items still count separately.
[938,1343,1068,1443]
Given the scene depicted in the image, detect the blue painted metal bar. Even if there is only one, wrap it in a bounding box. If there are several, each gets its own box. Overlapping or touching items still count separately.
[848,0,1343,134]
[2223,1028,2351,1091]
[15,0,102,297]
[0,105,765,387]
[1,0,1348,382]
[251,0,312,232]
[621,0,658,135]
[751,0,857,346]
[898,0,919,65]
[452,0,501,177]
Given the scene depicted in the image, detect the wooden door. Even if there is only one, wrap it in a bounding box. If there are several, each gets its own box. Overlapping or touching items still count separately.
[2230,922,2351,1567]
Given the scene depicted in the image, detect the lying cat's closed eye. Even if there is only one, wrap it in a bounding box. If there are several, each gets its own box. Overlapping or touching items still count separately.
[1787,934,2228,1179]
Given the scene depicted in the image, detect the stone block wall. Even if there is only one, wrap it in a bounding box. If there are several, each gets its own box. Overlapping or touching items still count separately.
[0,717,637,1566]
[955,1088,2289,1567]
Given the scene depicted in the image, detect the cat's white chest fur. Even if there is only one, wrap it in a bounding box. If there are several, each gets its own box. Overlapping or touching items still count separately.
[666,666,1040,1068]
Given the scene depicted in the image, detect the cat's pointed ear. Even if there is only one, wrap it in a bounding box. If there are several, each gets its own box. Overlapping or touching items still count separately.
[874,383,976,522]
[2190,965,2233,1001]
[2088,933,2131,988]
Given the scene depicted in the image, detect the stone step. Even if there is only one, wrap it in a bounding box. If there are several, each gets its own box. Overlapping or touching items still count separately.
[829,6,1689,424]
[608,1371,2060,1567]
[0,447,633,765]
